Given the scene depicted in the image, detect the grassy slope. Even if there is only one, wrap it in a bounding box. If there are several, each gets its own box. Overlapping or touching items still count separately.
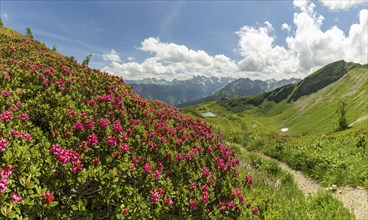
[182,62,368,189]
[183,64,367,135]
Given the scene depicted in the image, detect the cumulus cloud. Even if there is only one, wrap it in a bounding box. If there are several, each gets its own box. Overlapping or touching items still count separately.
[102,38,240,80]
[102,0,367,80]
[236,0,367,79]
[320,0,368,11]
[102,49,121,62]
[281,23,291,32]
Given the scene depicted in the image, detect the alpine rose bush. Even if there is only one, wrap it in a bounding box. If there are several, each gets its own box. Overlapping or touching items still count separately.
[0,26,258,219]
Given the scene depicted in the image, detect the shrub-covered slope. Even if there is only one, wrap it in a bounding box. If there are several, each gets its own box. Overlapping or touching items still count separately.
[0,27,255,219]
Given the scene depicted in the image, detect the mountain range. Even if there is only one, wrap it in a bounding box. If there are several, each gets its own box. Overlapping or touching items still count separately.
[128,76,234,106]
[129,76,301,106]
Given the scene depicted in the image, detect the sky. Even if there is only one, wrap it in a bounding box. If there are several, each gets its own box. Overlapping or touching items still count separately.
[1,0,367,80]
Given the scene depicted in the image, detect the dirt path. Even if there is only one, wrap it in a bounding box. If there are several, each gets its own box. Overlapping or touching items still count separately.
[238,147,368,220]
[349,114,368,127]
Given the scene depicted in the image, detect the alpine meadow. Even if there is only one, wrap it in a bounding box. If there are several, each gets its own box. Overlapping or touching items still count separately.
[0,1,367,219]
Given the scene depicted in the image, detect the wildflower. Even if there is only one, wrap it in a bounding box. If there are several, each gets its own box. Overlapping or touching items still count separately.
[176,153,183,161]
[207,147,213,154]
[153,170,161,181]
[11,193,23,203]
[189,200,197,209]
[252,206,259,215]
[87,99,96,106]
[201,191,209,203]
[189,182,197,190]
[106,136,117,146]
[0,111,12,122]
[150,189,160,202]
[87,133,99,146]
[0,179,8,194]
[113,120,123,133]
[44,191,55,204]
[19,113,29,121]
[120,143,130,154]
[1,90,10,97]
[143,163,152,173]
[73,121,84,131]
[0,138,8,151]
[99,118,109,128]
[122,208,129,215]
[245,175,253,185]
[92,158,100,166]
[165,197,173,205]
[202,167,210,177]
[85,120,95,129]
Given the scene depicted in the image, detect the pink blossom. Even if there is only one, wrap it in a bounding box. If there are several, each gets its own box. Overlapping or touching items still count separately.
[0,138,8,151]
[19,113,29,121]
[202,167,210,177]
[189,182,197,190]
[207,147,213,154]
[0,111,12,122]
[44,191,55,205]
[245,175,253,185]
[0,179,8,194]
[176,153,183,161]
[201,191,209,203]
[99,118,109,129]
[11,193,23,203]
[106,136,117,146]
[189,200,197,209]
[1,166,13,179]
[143,163,152,173]
[85,120,95,129]
[87,99,96,106]
[252,206,259,215]
[120,143,130,154]
[153,170,161,181]
[113,120,123,133]
[1,90,10,97]
[164,197,173,205]
[73,121,84,131]
[87,133,99,146]
[150,190,160,202]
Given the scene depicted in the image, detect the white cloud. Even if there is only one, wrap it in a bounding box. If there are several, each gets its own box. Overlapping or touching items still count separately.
[281,23,291,32]
[102,0,367,81]
[236,0,367,79]
[102,38,240,80]
[101,49,121,62]
[320,0,368,11]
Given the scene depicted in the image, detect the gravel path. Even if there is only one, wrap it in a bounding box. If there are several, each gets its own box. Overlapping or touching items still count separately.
[253,151,368,220]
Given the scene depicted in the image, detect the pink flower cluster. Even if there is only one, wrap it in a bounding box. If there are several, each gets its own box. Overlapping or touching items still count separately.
[149,188,165,203]
[50,144,83,172]
[0,111,12,122]
[11,129,33,141]
[0,166,12,194]
[245,175,253,185]
[0,137,9,151]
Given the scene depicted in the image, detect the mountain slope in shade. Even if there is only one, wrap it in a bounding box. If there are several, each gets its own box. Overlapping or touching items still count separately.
[179,78,300,107]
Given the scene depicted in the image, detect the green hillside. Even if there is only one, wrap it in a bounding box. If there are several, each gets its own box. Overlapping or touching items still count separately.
[0,26,255,219]
[182,60,368,191]
[206,60,368,135]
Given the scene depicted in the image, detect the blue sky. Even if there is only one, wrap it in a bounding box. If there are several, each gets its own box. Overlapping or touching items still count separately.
[1,1,367,80]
